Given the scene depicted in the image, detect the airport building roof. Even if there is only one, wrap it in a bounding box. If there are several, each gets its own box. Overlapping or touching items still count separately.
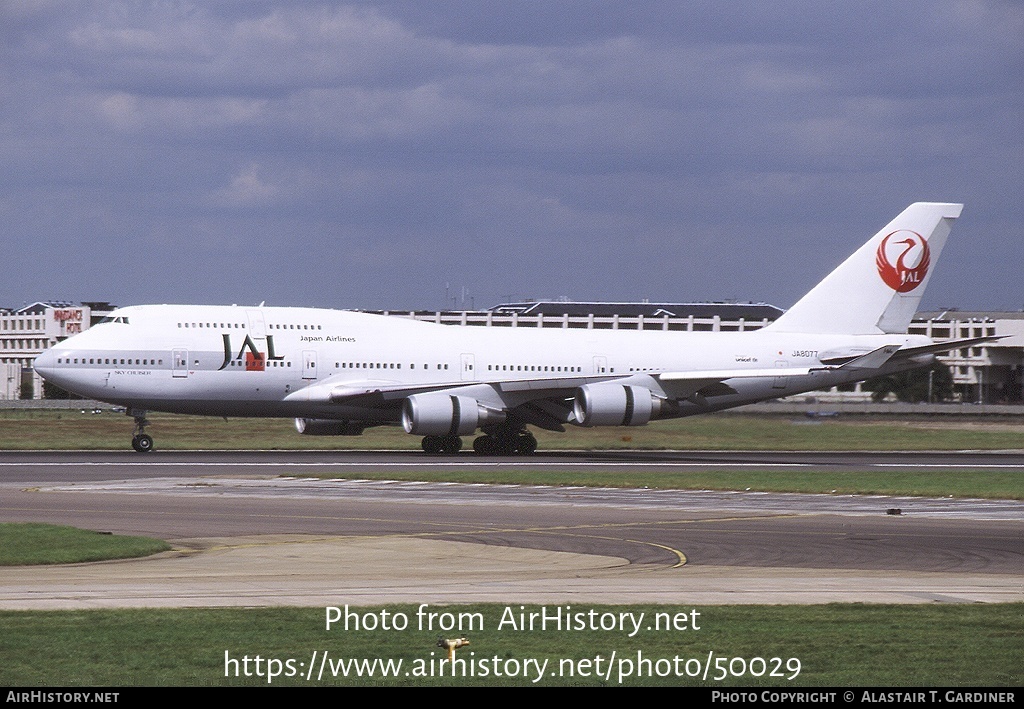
[916,310,1024,322]
[487,301,785,320]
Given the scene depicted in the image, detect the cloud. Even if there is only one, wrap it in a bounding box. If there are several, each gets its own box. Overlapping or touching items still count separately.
[1,2,1021,310]
[210,163,279,207]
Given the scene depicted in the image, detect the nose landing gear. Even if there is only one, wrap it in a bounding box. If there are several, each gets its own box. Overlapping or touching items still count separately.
[129,410,154,453]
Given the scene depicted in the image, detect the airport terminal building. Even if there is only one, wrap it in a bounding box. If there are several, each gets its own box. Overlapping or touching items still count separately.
[3,299,1022,404]
[372,301,1024,405]
[0,301,115,399]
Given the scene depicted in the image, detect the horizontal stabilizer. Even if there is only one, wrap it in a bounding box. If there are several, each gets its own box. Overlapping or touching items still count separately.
[833,345,902,370]
[889,335,1006,361]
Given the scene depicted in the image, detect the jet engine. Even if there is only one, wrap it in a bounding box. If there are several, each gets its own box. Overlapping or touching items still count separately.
[573,383,662,427]
[402,393,503,436]
[294,418,366,436]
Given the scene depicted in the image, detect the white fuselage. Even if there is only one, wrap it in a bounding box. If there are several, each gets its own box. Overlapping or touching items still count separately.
[33,304,931,424]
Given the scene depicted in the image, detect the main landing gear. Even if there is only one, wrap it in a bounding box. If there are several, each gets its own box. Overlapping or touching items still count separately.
[420,435,462,454]
[129,410,154,453]
[420,426,537,456]
[472,429,537,456]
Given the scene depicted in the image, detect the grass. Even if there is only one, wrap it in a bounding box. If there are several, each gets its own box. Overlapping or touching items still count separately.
[0,604,1019,686]
[4,410,1023,497]
[2,409,1024,452]
[0,523,171,566]
[304,468,1024,499]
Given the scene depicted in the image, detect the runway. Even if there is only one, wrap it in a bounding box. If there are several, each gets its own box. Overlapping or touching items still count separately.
[1,450,1021,608]
[4,449,1024,483]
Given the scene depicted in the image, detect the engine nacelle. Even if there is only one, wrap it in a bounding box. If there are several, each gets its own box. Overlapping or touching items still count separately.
[402,393,484,436]
[294,418,366,436]
[573,384,660,427]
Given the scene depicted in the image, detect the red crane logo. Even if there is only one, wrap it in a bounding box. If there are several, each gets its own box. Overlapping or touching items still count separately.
[876,230,930,292]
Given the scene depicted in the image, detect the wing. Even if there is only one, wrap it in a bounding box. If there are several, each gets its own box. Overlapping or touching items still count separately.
[284,377,469,406]
[283,372,619,405]
[281,348,876,427]
[282,372,621,431]
[654,365,818,400]
[886,334,1004,361]
[284,337,1004,433]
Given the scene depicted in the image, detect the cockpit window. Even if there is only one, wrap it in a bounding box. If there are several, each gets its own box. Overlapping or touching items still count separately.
[98,316,130,325]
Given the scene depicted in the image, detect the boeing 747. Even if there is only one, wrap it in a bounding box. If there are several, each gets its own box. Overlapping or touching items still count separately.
[34,203,988,454]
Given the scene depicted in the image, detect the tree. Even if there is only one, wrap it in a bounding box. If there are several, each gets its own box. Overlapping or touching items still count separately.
[18,372,33,400]
[43,380,83,400]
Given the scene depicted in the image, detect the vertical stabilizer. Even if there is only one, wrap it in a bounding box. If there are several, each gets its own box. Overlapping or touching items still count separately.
[767,203,963,335]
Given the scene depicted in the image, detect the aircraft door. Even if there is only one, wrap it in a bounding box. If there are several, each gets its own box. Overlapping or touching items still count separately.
[245,310,267,338]
[461,353,475,381]
[173,349,189,378]
[593,356,608,374]
[302,350,318,380]
[773,360,789,389]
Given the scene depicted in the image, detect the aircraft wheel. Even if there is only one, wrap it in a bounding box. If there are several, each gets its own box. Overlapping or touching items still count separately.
[132,434,155,453]
[493,436,518,457]
[473,435,495,455]
[421,436,444,454]
[441,435,462,454]
[516,432,537,455]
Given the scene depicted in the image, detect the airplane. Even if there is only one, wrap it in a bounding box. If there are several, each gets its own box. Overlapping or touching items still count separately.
[34,202,992,455]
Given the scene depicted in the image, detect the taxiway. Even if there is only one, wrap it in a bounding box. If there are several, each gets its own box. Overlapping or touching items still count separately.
[0,450,1021,608]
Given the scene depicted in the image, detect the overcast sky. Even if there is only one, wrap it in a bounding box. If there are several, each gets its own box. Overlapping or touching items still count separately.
[3,1,1021,313]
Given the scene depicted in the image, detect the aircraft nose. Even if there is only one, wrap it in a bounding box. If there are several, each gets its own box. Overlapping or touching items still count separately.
[34,349,56,378]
